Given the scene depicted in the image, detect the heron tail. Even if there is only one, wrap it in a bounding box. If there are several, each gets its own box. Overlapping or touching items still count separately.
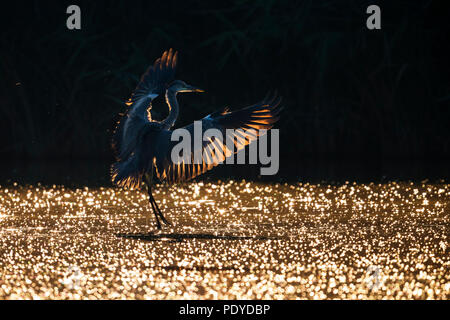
[111,156,144,190]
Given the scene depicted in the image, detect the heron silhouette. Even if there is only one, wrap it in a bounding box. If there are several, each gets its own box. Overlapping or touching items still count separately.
[111,49,282,229]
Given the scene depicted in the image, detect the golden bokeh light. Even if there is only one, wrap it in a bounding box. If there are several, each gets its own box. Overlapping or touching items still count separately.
[0,180,448,299]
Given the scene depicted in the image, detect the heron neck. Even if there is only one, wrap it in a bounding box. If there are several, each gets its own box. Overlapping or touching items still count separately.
[163,89,179,129]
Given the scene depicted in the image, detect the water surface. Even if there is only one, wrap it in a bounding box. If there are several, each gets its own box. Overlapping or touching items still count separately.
[0,180,448,299]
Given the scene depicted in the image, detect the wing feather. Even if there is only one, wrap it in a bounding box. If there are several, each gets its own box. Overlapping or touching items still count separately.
[111,49,178,189]
[154,92,283,183]
[112,49,178,161]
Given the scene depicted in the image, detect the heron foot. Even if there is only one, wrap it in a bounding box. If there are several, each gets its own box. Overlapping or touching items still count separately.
[159,213,172,227]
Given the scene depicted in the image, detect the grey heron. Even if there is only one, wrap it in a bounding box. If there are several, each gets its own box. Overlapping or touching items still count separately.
[111,49,282,229]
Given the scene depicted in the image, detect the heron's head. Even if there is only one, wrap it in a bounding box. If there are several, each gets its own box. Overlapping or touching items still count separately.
[168,80,204,94]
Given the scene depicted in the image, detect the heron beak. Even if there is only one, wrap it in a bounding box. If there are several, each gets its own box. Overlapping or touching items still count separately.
[188,85,205,93]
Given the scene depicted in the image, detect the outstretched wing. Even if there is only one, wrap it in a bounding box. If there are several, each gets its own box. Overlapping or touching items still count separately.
[112,49,178,161]
[126,48,178,106]
[153,93,283,183]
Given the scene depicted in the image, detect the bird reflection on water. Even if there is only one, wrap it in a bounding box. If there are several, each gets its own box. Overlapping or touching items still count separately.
[0,180,448,299]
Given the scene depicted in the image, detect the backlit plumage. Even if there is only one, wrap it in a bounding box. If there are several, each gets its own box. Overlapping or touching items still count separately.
[111,49,282,229]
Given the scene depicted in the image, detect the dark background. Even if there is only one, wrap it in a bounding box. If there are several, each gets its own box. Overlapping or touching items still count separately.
[0,0,449,185]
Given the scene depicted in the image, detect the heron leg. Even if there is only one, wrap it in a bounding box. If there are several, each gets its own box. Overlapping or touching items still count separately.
[144,174,161,230]
[149,194,172,226]
[144,173,171,228]
[147,185,162,230]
